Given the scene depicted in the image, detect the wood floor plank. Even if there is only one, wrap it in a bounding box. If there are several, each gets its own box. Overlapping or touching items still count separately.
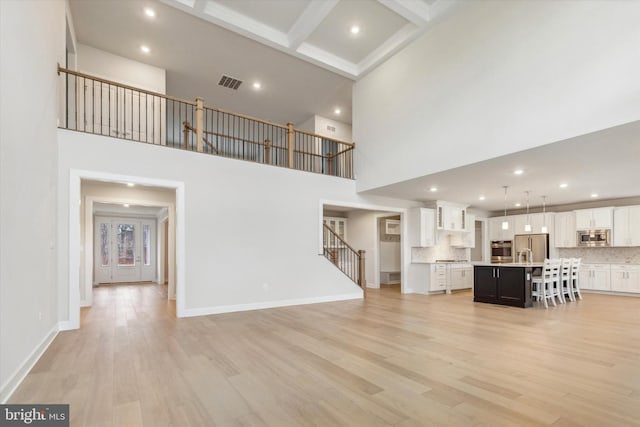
[8,284,640,426]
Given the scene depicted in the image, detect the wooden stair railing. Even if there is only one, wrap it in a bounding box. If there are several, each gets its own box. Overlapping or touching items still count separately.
[322,224,366,296]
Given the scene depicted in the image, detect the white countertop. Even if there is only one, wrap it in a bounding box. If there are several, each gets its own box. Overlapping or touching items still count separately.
[473,262,544,268]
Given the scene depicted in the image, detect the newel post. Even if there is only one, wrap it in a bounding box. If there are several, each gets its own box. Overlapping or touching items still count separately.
[264,139,271,164]
[195,97,204,153]
[358,250,366,296]
[287,122,294,168]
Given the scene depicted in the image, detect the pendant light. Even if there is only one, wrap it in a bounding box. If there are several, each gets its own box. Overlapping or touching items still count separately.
[541,195,548,233]
[524,191,532,232]
[501,186,509,230]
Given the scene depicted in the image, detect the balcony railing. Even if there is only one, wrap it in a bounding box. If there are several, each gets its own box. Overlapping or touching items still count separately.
[58,66,354,178]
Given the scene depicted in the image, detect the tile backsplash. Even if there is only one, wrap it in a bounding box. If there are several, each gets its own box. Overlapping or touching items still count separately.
[558,247,640,264]
[412,235,469,263]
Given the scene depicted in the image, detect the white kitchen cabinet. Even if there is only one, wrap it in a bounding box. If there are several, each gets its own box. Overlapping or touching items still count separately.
[613,206,640,247]
[574,207,613,230]
[488,217,513,242]
[579,263,611,291]
[610,264,640,293]
[429,263,448,292]
[450,264,473,290]
[436,202,467,232]
[451,214,476,248]
[407,208,435,247]
[554,211,576,248]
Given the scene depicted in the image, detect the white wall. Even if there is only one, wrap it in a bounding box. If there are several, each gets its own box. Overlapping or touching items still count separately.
[0,0,65,401]
[57,130,418,321]
[77,44,166,93]
[345,211,379,287]
[298,115,352,142]
[354,0,640,191]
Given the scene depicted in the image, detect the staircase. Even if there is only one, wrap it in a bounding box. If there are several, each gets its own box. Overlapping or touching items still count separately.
[322,224,366,295]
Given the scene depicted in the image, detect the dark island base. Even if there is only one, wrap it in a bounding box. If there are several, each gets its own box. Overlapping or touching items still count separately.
[473,265,533,308]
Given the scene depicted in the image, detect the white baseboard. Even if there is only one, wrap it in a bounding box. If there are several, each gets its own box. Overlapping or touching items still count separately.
[581,290,640,297]
[58,320,76,331]
[181,292,363,318]
[0,325,58,403]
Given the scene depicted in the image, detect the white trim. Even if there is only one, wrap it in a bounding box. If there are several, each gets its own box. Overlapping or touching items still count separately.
[67,169,186,330]
[0,326,58,403]
[287,0,340,49]
[58,321,74,331]
[181,292,363,318]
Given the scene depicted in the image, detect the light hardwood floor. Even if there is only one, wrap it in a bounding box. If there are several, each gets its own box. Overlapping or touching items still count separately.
[10,284,640,426]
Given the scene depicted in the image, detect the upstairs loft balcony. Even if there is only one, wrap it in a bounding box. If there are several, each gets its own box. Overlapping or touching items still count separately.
[57,66,354,179]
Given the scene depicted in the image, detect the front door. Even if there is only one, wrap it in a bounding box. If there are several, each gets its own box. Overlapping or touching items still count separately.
[94,216,156,283]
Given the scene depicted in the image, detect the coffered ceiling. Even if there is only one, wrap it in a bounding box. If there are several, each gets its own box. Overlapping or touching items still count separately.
[159,0,459,79]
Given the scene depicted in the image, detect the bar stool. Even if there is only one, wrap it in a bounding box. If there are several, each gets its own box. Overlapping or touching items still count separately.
[532,259,559,308]
[558,258,573,303]
[570,258,583,300]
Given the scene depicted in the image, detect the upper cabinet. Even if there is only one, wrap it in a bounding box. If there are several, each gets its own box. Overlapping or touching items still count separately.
[613,206,640,247]
[407,208,436,247]
[436,201,468,232]
[574,207,613,230]
[554,211,576,248]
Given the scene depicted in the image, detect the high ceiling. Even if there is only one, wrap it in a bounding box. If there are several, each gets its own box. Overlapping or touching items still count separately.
[69,0,355,125]
[364,120,640,212]
[159,0,456,79]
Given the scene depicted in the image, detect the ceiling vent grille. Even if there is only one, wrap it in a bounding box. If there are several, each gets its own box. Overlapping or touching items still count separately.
[218,75,242,90]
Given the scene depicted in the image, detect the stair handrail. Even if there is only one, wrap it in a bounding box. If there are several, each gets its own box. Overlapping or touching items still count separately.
[323,224,366,293]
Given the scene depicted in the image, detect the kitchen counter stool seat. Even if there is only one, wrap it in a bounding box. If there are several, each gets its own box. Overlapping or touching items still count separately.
[532,259,561,308]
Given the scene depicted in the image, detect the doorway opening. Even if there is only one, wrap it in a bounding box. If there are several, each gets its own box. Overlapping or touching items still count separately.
[67,172,183,331]
[322,203,405,293]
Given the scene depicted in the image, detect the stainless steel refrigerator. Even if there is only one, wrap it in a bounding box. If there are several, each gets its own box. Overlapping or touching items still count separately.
[513,233,549,263]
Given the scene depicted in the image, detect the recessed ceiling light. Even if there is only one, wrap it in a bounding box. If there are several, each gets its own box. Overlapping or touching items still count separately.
[559,183,568,188]
[252,82,261,90]
[479,195,486,201]
[140,45,150,54]
[334,108,341,115]
[126,182,135,187]
[429,186,438,192]
[515,202,521,207]
[350,25,360,35]
[123,204,130,208]
[514,169,524,175]
[591,193,599,198]
[144,7,155,18]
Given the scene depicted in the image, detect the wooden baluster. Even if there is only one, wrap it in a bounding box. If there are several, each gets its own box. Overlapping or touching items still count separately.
[287,122,294,169]
[264,138,271,164]
[183,120,190,150]
[327,153,334,176]
[196,97,204,153]
[358,250,366,296]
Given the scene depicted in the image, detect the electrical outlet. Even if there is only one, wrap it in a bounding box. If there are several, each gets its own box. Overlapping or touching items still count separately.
[262,283,269,291]
[38,312,43,320]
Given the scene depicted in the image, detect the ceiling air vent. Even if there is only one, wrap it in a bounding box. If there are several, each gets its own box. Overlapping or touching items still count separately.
[218,75,242,90]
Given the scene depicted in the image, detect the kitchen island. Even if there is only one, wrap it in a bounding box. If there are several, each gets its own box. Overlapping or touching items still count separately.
[473,263,543,308]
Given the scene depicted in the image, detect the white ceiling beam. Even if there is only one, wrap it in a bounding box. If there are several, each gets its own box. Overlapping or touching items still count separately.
[296,43,358,78]
[201,1,289,47]
[357,23,420,78]
[377,0,431,25]
[287,0,340,49]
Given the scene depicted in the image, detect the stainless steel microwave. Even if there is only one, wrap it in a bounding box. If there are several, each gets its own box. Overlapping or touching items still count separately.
[577,229,611,247]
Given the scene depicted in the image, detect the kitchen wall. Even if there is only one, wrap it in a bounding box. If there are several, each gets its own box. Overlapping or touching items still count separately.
[354,0,640,192]
[558,247,640,264]
[411,234,470,263]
